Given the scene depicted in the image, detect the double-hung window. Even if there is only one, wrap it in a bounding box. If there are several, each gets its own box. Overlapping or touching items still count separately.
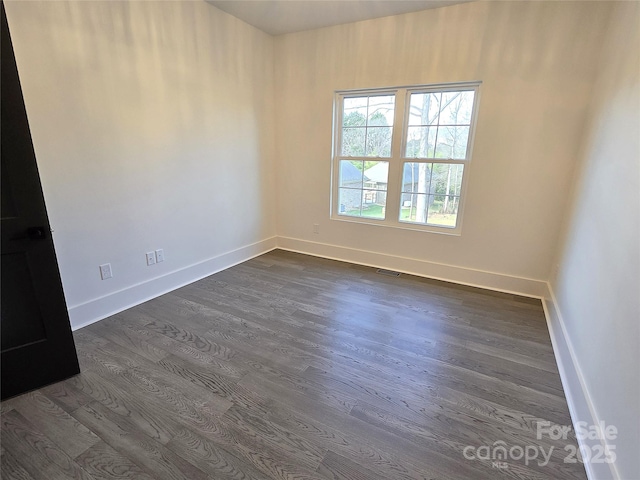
[331,82,480,234]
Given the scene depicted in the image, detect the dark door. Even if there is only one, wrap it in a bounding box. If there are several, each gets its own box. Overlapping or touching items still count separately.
[1,3,80,400]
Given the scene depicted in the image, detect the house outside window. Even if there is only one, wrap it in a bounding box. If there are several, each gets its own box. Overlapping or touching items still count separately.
[331,82,480,234]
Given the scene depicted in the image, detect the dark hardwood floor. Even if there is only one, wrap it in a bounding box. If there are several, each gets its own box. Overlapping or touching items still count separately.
[1,250,587,480]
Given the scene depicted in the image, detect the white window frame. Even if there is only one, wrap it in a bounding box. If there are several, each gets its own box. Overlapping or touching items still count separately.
[330,81,481,235]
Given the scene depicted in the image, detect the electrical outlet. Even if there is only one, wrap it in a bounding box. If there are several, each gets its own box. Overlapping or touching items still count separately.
[99,263,112,280]
[146,252,156,266]
[155,249,164,263]
[313,223,320,234]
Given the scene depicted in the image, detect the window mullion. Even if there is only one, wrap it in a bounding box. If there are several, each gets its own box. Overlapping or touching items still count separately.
[331,93,344,218]
[384,90,406,223]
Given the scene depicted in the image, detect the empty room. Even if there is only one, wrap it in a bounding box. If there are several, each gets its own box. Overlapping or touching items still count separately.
[1,0,638,479]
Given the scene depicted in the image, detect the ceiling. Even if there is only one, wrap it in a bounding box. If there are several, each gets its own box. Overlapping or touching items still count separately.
[206,0,472,36]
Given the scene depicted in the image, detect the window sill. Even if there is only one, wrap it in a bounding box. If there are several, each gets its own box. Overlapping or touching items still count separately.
[330,214,462,236]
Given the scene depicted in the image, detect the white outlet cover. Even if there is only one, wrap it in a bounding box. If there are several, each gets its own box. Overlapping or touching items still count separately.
[99,263,112,280]
[155,249,164,263]
[146,252,156,265]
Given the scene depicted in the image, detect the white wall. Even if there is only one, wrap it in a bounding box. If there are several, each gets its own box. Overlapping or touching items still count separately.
[547,3,640,479]
[273,1,612,294]
[5,0,277,328]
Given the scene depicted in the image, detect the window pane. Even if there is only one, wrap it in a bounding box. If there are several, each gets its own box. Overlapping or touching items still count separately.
[430,163,464,196]
[407,90,474,160]
[408,93,441,126]
[400,163,463,227]
[341,127,365,156]
[338,160,388,220]
[339,160,364,188]
[406,126,436,158]
[402,162,432,194]
[434,126,469,159]
[427,195,460,227]
[343,97,367,127]
[400,194,460,227]
[338,188,362,216]
[439,91,474,125]
[368,95,395,126]
[342,94,395,158]
[365,127,392,157]
[400,193,421,222]
[399,193,428,223]
[363,161,389,186]
[338,188,387,219]
[361,190,386,219]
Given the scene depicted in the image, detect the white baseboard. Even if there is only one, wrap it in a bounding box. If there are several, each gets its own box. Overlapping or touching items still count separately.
[542,285,619,480]
[69,236,546,330]
[276,236,547,298]
[68,236,278,331]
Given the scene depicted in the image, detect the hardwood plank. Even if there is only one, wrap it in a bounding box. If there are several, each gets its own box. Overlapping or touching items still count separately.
[75,334,234,415]
[74,441,156,480]
[10,390,100,459]
[88,319,171,363]
[238,370,357,416]
[165,427,267,480]
[222,405,327,471]
[69,371,181,445]
[72,401,212,480]
[157,354,271,417]
[1,447,36,480]
[103,313,247,380]
[315,450,388,480]
[349,402,585,480]
[40,379,95,413]
[71,369,229,454]
[240,372,486,480]
[302,361,571,427]
[72,368,320,480]
[0,399,17,415]
[149,314,308,376]
[1,409,97,480]
[140,320,237,361]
